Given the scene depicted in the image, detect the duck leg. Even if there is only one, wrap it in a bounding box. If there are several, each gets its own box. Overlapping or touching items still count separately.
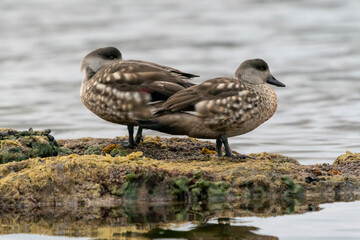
[127,124,136,148]
[216,138,223,157]
[220,134,233,157]
[220,134,252,159]
[135,126,143,144]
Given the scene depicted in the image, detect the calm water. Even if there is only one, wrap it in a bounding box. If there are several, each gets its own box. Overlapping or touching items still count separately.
[0,0,360,239]
[1,201,360,239]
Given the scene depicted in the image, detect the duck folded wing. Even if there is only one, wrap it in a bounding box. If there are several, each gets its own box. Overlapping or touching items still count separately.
[127,60,199,79]
[91,62,195,104]
[162,78,254,113]
[100,61,194,88]
[208,78,249,97]
[196,87,259,123]
[162,87,203,112]
[146,81,187,98]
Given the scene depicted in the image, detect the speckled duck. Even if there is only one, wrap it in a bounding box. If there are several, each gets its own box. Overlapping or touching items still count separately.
[139,59,285,157]
[80,47,198,147]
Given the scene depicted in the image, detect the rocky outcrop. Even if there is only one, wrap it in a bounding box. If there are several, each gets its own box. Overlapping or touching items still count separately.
[1,129,360,238]
[1,129,359,210]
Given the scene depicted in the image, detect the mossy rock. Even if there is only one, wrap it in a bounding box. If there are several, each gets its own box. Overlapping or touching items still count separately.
[1,132,360,208]
[84,145,103,155]
[333,150,360,165]
[0,128,59,164]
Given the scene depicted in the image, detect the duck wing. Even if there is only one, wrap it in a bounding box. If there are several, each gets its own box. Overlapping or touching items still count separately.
[127,60,199,79]
[162,77,252,112]
[95,61,195,101]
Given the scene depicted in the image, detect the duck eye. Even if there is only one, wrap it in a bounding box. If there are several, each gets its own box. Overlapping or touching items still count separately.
[109,56,115,60]
[259,66,266,71]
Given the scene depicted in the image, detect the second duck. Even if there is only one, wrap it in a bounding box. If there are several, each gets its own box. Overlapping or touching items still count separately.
[139,59,285,157]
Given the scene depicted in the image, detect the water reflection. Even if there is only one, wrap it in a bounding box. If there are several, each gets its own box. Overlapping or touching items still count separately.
[0,199,316,239]
[124,222,278,240]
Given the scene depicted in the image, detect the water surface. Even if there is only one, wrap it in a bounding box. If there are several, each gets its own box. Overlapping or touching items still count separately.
[1,201,360,239]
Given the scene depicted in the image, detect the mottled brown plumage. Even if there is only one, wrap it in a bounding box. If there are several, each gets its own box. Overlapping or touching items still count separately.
[80,47,198,147]
[139,59,285,157]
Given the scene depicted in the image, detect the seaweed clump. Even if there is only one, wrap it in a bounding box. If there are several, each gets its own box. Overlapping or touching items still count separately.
[0,128,58,164]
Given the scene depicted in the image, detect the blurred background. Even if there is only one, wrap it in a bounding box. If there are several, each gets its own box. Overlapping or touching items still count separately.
[0,0,359,164]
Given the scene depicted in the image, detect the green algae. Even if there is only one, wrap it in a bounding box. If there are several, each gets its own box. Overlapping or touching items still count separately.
[84,145,103,155]
[172,177,190,201]
[29,140,57,158]
[238,175,272,199]
[0,146,25,163]
[171,176,230,203]
[120,177,138,200]
[281,175,305,199]
[0,129,58,164]
[81,143,130,157]
[110,172,163,201]
[110,173,139,199]
[190,179,229,202]
[57,147,73,155]
[109,146,129,157]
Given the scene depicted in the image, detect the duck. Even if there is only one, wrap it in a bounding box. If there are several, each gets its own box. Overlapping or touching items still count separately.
[80,47,198,148]
[138,59,285,157]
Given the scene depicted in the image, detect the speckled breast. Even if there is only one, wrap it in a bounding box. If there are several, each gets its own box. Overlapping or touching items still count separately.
[226,84,278,137]
[80,78,153,125]
[195,83,278,138]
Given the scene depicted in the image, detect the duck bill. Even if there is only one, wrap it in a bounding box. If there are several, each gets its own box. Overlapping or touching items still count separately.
[267,75,285,87]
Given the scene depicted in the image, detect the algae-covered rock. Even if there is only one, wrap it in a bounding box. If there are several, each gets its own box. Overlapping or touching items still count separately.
[1,147,359,208]
[0,128,59,164]
[331,151,360,177]
[334,150,360,165]
[59,135,220,160]
[102,144,129,157]
[0,129,360,210]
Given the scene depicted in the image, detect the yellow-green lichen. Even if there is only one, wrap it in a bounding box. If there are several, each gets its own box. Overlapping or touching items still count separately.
[333,150,360,165]
[143,136,161,145]
[200,147,217,155]
[0,136,359,207]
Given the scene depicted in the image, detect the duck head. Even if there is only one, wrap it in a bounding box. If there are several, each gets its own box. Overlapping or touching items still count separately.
[235,59,285,87]
[81,47,122,80]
